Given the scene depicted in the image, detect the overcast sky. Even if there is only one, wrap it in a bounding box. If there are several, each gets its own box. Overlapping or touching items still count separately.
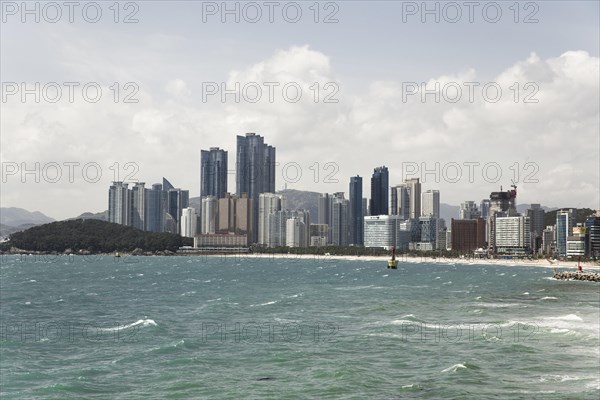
[1,0,599,220]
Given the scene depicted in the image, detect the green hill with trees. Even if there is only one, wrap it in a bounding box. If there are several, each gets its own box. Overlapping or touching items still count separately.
[544,208,595,228]
[1,219,192,253]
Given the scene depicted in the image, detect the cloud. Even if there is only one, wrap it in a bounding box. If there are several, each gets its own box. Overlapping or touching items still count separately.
[2,46,598,219]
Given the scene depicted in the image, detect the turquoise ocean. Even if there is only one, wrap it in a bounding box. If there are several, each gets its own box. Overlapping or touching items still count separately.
[1,255,599,399]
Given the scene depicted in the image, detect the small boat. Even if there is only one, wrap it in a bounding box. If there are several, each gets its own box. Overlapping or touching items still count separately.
[115,252,121,258]
[388,247,398,269]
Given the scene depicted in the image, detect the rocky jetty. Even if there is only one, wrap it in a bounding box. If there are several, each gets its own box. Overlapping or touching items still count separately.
[553,270,600,282]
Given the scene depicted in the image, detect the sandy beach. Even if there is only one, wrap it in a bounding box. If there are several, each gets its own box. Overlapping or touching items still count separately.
[216,252,600,271]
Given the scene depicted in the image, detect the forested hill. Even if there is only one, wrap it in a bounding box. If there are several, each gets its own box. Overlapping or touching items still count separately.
[2,219,192,253]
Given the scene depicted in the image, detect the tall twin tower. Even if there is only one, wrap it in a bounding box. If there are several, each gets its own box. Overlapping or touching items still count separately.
[200,132,276,242]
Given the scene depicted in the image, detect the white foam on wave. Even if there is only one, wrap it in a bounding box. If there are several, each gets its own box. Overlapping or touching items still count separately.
[540,374,595,383]
[540,296,558,300]
[545,314,583,322]
[510,314,599,338]
[442,363,467,373]
[250,300,277,307]
[102,319,157,331]
[364,332,402,339]
[476,302,521,308]
[390,319,417,326]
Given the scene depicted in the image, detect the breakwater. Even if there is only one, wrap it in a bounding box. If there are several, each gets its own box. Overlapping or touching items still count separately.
[553,270,600,282]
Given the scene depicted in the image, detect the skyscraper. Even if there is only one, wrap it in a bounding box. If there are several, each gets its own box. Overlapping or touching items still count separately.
[526,204,545,252]
[130,182,146,230]
[200,147,228,199]
[459,201,480,220]
[331,197,350,246]
[217,193,253,239]
[421,190,440,218]
[180,207,197,238]
[370,166,389,216]
[495,215,531,255]
[164,177,189,235]
[146,183,165,232]
[349,176,364,246]
[236,133,275,242]
[201,196,218,234]
[585,214,600,258]
[286,217,307,248]
[318,192,345,244]
[108,182,129,225]
[391,184,410,219]
[318,193,333,225]
[258,193,284,246]
[556,209,575,256]
[487,186,518,251]
[480,199,491,220]
[405,178,421,219]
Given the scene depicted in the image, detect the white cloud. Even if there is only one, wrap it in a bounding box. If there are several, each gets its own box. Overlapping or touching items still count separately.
[2,46,598,219]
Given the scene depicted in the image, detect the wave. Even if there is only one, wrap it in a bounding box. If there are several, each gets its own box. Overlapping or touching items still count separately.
[101,319,157,332]
[389,314,427,325]
[441,362,479,373]
[540,296,558,300]
[250,300,277,307]
[545,314,583,322]
[540,374,597,383]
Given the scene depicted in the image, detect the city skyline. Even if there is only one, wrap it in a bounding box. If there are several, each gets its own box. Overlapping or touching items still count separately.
[2,2,599,220]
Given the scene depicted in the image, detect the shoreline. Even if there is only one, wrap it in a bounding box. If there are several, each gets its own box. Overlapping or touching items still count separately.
[4,252,599,270]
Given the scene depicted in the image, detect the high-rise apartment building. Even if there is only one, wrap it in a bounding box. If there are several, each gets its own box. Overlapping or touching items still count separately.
[201,196,218,234]
[405,178,421,219]
[258,193,284,246]
[331,197,349,246]
[180,207,197,238]
[391,184,410,219]
[236,133,276,243]
[556,209,575,256]
[495,215,531,255]
[526,204,545,252]
[370,166,389,216]
[459,201,480,220]
[585,214,600,258]
[201,147,228,199]
[108,182,129,225]
[421,190,440,218]
[349,176,364,246]
[146,183,165,232]
[130,182,146,230]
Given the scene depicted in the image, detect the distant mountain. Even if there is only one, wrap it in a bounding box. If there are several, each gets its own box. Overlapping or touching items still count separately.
[0,223,38,239]
[277,189,320,217]
[440,203,460,223]
[516,204,556,214]
[544,208,596,228]
[67,210,108,221]
[0,207,55,227]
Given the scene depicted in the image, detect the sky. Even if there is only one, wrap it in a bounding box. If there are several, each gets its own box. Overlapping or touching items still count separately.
[1,0,599,220]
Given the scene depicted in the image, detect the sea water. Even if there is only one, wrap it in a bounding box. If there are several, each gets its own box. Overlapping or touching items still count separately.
[1,255,599,399]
